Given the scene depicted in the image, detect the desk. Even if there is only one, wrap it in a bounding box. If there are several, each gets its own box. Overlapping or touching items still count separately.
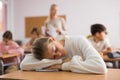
[0,53,19,75]
[0,69,120,80]
[0,53,19,59]
[103,55,120,61]
[103,55,120,68]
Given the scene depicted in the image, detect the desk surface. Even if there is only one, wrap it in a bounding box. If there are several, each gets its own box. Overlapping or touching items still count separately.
[103,55,120,61]
[0,53,19,59]
[0,69,120,80]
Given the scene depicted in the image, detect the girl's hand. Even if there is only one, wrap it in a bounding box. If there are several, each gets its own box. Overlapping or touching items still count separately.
[44,64,62,70]
[44,58,71,70]
[62,58,71,63]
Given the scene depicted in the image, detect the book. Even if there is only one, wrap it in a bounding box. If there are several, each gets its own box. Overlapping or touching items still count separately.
[35,68,58,72]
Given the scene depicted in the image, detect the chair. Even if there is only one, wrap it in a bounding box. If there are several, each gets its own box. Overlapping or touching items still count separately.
[15,40,22,46]
[86,35,93,39]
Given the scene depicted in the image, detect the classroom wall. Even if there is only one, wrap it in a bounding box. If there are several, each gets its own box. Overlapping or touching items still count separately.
[11,0,120,48]
[0,0,14,39]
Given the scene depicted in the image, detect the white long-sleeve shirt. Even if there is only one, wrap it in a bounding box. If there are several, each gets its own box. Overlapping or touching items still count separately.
[20,35,107,74]
[20,54,62,70]
[62,36,107,74]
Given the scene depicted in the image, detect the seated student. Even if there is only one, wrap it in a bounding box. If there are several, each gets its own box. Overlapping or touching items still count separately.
[0,30,24,73]
[88,24,112,55]
[88,24,113,68]
[23,28,39,52]
[20,35,107,74]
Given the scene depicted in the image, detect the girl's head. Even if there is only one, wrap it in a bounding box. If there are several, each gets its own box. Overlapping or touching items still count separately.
[2,30,13,45]
[31,28,39,39]
[91,24,107,40]
[50,4,58,19]
[32,37,66,60]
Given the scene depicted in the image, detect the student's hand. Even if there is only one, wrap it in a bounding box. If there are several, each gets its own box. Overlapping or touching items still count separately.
[44,64,62,71]
[102,47,113,55]
[44,58,71,70]
[62,58,71,63]
[56,29,61,35]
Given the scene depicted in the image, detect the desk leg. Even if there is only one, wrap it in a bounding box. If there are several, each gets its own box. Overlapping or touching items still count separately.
[0,59,4,75]
[115,61,119,68]
[16,57,20,70]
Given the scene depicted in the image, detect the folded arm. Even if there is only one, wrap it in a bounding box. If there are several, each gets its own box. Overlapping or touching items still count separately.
[62,37,107,74]
[20,54,62,70]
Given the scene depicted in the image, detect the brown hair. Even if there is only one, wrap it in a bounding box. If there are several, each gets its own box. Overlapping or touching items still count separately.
[31,27,39,36]
[32,37,51,60]
[3,30,13,40]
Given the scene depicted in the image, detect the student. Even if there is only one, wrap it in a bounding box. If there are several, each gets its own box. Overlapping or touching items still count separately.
[20,35,107,74]
[88,24,112,55]
[44,4,67,39]
[23,28,39,52]
[0,30,24,73]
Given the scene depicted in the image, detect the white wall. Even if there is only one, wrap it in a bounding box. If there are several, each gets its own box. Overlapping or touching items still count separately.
[0,0,14,39]
[12,0,120,48]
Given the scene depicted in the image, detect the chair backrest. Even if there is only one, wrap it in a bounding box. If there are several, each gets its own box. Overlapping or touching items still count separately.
[15,40,22,46]
[86,35,93,39]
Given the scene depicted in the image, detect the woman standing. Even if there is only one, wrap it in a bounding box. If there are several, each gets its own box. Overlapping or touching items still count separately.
[44,4,67,40]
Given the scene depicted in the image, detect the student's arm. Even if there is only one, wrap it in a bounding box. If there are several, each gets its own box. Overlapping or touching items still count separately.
[60,18,67,35]
[62,37,107,74]
[102,47,112,55]
[8,42,24,55]
[0,43,8,54]
[61,18,66,31]
[44,20,49,33]
[102,38,113,55]
[20,54,62,70]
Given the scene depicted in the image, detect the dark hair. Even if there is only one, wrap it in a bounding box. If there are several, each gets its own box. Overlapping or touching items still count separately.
[91,24,106,36]
[31,27,39,36]
[32,37,51,60]
[3,30,13,40]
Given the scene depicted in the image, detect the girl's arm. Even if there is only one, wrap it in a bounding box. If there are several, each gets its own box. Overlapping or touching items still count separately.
[62,37,107,74]
[20,54,62,70]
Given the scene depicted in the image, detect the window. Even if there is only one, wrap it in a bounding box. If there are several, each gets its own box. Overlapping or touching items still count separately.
[0,1,2,31]
[0,0,6,32]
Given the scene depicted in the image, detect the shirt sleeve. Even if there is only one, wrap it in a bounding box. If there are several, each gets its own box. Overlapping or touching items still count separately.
[60,18,67,35]
[62,37,107,74]
[8,42,24,55]
[20,54,62,70]
[104,38,111,49]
